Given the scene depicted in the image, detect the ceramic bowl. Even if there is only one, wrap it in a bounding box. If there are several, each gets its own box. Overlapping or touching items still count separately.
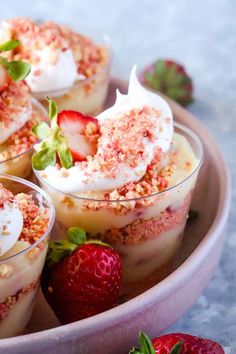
[0,79,231,354]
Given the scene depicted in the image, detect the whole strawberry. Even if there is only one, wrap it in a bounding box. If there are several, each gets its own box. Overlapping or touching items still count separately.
[41,227,122,324]
[141,59,193,106]
[129,331,224,353]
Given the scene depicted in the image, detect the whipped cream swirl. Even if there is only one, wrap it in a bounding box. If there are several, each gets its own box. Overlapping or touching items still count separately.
[26,47,78,96]
[41,67,173,194]
[0,188,23,257]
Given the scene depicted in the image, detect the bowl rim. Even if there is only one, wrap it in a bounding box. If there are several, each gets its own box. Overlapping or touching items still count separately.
[0,81,231,347]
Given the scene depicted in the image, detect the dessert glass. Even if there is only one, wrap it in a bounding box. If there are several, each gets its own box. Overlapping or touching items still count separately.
[0,174,55,338]
[34,123,203,286]
[0,99,47,179]
[33,29,111,116]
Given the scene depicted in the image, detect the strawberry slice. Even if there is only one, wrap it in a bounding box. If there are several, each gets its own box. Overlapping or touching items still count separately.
[0,65,10,92]
[57,110,99,162]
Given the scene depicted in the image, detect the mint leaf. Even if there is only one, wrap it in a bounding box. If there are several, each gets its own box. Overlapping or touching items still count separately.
[32,148,56,170]
[32,122,50,140]
[0,39,20,52]
[67,227,86,245]
[5,60,31,81]
[57,142,73,169]
[47,97,58,123]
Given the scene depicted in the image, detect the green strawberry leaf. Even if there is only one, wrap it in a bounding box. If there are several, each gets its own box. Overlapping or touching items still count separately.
[154,60,166,77]
[0,39,20,52]
[32,148,56,170]
[47,240,77,266]
[47,97,58,123]
[144,72,161,91]
[57,141,73,169]
[67,227,86,245]
[32,99,73,170]
[129,332,155,354]
[129,348,141,354]
[4,60,31,81]
[86,239,111,248]
[170,340,183,354]
[32,121,50,140]
[139,332,155,354]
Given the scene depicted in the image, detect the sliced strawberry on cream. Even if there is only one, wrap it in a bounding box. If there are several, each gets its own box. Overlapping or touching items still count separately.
[0,185,23,257]
[0,66,10,92]
[57,110,99,162]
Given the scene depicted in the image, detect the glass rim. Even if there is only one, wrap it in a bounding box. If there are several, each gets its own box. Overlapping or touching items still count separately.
[31,31,112,98]
[0,173,55,263]
[0,97,47,165]
[34,122,204,203]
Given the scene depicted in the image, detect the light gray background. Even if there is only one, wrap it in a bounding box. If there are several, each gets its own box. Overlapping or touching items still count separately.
[2,0,235,350]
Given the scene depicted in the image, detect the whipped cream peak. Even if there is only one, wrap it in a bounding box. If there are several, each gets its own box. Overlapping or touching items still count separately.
[0,189,23,257]
[98,65,173,152]
[41,67,174,194]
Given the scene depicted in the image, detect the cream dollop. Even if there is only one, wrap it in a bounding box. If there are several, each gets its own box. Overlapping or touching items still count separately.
[0,198,23,258]
[0,104,32,144]
[41,66,173,194]
[26,47,78,96]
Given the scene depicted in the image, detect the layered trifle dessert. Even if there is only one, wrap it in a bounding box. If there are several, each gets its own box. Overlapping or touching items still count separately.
[0,38,47,178]
[33,67,203,287]
[0,174,54,338]
[0,80,47,178]
[0,18,111,114]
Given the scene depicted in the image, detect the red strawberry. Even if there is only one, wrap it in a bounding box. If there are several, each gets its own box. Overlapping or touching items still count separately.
[57,110,99,162]
[41,227,122,324]
[140,59,193,106]
[0,65,10,92]
[130,332,224,354]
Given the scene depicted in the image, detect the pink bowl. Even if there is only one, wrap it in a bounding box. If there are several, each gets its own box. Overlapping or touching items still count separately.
[0,79,231,354]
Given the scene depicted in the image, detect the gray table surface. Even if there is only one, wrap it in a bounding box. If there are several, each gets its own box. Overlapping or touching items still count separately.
[1,0,235,351]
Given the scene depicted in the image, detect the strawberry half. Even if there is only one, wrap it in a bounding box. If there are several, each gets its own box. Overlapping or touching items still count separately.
[130,332,224,354]
[41,227,122,324]
[57,110,99,162]
[0,65,10,92]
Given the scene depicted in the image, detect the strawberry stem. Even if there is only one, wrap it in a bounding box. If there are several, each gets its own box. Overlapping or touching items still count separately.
[46,227,112,266]
[170,340,183,354]
[129,332,155,354]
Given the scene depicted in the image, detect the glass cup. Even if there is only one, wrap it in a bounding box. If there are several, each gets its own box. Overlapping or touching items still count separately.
[0,99,47,180]
[0,174,55,338]
[34,123,203,289]
[32,28,111,116]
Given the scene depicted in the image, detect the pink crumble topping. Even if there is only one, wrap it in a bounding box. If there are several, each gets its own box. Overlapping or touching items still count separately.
[0,81,31,129]
[7,18,109,78]
[80,106,163,180]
